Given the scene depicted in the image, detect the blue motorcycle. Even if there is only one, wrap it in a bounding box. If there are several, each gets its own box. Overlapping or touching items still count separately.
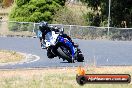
[44,29,84,63]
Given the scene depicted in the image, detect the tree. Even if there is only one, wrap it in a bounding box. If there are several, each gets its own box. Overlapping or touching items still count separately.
[10,0,66,23]
[15,0,30,7]
[9,0,66,31]
[54,0,66,6]
[81,0,132,27]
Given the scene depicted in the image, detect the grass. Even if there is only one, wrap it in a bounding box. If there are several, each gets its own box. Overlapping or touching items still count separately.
[0,50,24,63]
[66,2,90,16]
[66,3,90,26]
[0,66,131,88]
[53,2,90,26]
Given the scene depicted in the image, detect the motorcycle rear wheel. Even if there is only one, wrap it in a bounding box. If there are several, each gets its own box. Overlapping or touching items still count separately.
[77,54,84,62]
[76,49,84,62]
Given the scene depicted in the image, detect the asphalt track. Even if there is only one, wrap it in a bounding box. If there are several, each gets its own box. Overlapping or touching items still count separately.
[0,37,132,69]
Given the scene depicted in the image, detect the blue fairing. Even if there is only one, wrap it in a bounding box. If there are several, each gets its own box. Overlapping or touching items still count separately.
[57,36,75,58]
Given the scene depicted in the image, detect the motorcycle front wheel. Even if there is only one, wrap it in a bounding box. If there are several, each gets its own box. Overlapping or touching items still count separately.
[57,46,74,63]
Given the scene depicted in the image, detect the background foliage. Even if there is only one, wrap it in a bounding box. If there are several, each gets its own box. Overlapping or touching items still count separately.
[8,0,66,31]
[81,0,132,27]
[53,3,88,25]
[1,0,132,28]
[9,0,66,23]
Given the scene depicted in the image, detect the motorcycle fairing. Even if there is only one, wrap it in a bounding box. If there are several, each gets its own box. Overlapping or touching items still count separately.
[57,36,75,58]
[45,31,59,47]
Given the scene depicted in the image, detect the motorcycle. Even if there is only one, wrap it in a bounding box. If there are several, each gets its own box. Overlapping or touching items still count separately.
[44,28,84,63]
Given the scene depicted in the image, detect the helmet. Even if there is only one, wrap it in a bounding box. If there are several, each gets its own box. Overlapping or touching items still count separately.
[39,21,48,30]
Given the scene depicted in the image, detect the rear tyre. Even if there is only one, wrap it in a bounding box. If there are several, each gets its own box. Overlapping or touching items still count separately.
[77,49,84,62]
[77,54,84,62]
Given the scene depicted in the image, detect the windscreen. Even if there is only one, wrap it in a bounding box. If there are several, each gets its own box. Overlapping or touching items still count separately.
[45,32,52,41]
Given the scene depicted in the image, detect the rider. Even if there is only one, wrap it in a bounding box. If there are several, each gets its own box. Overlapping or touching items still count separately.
[38,21,59,49]
[38,21,75,49]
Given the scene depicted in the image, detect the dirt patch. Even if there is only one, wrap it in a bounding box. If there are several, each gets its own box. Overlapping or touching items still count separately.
[0,50,24,63]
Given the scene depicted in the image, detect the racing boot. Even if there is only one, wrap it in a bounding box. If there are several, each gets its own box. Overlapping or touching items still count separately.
[41,41,46,49]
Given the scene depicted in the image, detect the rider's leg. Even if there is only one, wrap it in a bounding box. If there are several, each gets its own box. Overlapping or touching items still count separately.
[39,37,43,48]
[41,39,46,49]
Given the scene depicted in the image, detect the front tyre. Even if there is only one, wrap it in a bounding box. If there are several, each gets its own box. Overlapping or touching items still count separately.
[57,46,74,63]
